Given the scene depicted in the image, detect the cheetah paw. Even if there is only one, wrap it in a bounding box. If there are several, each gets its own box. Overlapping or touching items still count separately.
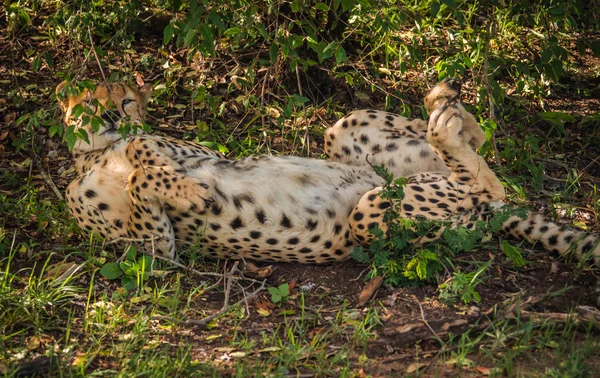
[426,100,466,150]
[163,175,211,213]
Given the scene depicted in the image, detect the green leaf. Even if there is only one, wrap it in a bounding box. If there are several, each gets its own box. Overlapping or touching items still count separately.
[208,10,225,31]
[278,283,289,297]
[139,255,154,273]
[120,260,136,276]
[290,94,309,105]
[163,23,175,45]
[430,1,440,17]
[121,275,137,291]
[501,240,526,267]
[224,27,240,37]
[290,0,300,12]
[125,245,137,261]
[351,247,371,264]
[268,287,282,303]
[340,0,355,11]
[335,47,347,65]
[100,262,122,280]
[184,28,196,47]
[315,2,329,11]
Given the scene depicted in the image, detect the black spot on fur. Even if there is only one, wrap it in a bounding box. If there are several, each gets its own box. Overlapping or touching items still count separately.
[281,215,292,228]
[230,217,244,230]
[306,219,318,231]
[378,202,390,209]
[255,210,266,224]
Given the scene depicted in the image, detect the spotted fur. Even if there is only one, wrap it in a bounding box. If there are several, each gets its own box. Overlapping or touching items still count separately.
[59,79,599,271]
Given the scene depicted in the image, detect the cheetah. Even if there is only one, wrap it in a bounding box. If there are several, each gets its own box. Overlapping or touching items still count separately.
[57,78,599,269]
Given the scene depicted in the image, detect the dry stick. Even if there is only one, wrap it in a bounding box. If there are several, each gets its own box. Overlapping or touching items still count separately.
[413,295,444,345]
[35,159,64,202]
[151,252,265,286]
[294,64,311,156]
[483,17,502,166]
[87,27,108,84]
[179,279,267,328]
[180,261,267,328]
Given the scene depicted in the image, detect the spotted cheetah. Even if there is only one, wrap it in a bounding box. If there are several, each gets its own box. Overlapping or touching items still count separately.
[57,78,599,269]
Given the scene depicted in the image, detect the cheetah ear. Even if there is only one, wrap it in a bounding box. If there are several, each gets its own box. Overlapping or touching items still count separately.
[55,81,70,112]
[139,83,153,104]
[443,77,462,96]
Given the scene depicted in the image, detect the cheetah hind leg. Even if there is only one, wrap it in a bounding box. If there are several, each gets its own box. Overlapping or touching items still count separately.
[424,78,486,151]
[426,100,505,200]
[127,166,212,258]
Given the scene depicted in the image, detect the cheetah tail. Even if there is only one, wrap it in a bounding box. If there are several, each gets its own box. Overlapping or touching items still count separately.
[502,213,600,267]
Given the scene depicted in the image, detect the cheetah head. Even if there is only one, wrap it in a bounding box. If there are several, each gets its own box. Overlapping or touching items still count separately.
[56,81,152,152]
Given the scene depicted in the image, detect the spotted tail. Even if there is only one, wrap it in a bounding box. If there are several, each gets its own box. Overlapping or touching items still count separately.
[502,213,600,266]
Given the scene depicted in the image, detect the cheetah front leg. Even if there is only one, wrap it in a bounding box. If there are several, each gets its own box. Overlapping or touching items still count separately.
[125,136,222,171]
[127,166,213,258]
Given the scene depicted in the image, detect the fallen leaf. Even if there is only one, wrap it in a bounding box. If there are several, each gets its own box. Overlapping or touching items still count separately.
[27,336,41,351]
[135,74,145,87]
[214,347,237,353]
[3,113,16,125]
[243,262,273,279]
[476,366,503,375]
[257,346,281,353]
[257,307,271,317]
[357,276,383,307]
[205,334,222,341]
[406,362,428,373]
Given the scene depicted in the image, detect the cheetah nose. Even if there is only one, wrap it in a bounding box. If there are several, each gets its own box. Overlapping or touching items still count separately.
[101,110,120,124]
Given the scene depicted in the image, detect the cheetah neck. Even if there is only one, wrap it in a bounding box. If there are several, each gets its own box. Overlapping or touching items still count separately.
[73,140,131,175]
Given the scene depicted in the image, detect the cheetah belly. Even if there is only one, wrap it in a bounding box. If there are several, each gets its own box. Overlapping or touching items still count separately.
[169,156,383,263]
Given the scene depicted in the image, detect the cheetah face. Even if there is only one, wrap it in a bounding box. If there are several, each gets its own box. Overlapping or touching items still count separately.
[56,81,152,152]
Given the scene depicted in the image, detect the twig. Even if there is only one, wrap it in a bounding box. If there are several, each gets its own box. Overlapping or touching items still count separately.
[413,295,444,344]
[482,17,501,166]
[151,253,265,285]
[179,263,267,328]
[87,27,107,84]
[35,159,64,202]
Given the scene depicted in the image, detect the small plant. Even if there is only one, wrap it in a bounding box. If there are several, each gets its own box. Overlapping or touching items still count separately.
[99,246,156,291]
[438,261,490,305]
[353,165,528,294]
[268,283,290,305]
